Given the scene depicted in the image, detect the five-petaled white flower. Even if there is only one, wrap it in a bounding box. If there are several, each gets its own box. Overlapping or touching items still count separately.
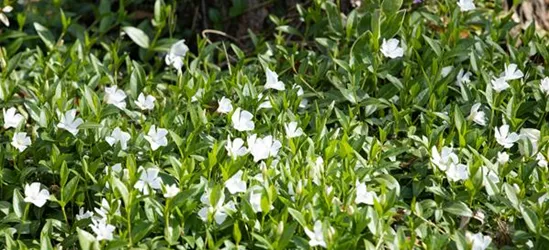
[165,40,189,70]
[284,122,304,138]
[3,107,24,129]
[456,69,472,85]
[104,86,127,109]
[446,163,470,182]
[497,151,509,165]
[198,190,236,225]
[491,77,509,93]
[90,218,116,241]
[495,125,519,148]
[304,220,327,248]
[225,170,247,194]
[265,68,285,91]
[502,63,524,81]
[467,103,486,126]
[11,132,31,152]
[226,136,248,159]
[231,108,255,131]
[24,182,50,207]
[144,125,168,151]
[76,207,93,220]
[355,180,377,205]
[135,93,156,110]
[457,0,475,11]
[540,77,549,95]
[57,109,84,136]
[105,127,131,150]
[163,184,180,198]
[217,96,233,114]
[431,146,459,171]
[380,38,404,59]
[247,134,282,162]
[465,232,492,250]
[134,167,163,195]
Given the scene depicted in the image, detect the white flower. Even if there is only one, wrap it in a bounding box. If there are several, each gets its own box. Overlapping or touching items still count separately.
[540,77,549,95]
[3,107,24,129]
[23,182,50,207]
[457,69,472,85]
[134,167,163,195]
[536,153,548,167]
[491,77,509,93]
[217,96,233,114]
[134,93,156,110]
[105,127,131,150]
[163,184,180,198]
[502,63,524,81]
[231,108,255,131]
[355,180,377,205]
[191,88,204,102]
[11,132,31,152]
[104,86,127,109]
[465,232,492,250]
[225,136,248,159]
[497,151,509,165]
[380,38,404,59]
[304,221,327,248]
[144,125,168,151]
[198,191,236,225]
[431,146,459,171]
[495,125,519,148]
[441,66,453,77]
[76,207,93,220]
[284,122,304,138]
[457,0,475,11]
[90,218,116,241]
[225,170,247,194]
[467,103,486,126]
[57,109,83,136]
[165,40,189,70]
[247,134,282,162]
[265,68,285,91]
[446,163,470,182]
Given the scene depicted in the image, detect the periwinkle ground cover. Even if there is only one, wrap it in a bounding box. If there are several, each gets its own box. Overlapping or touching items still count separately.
[1,0,549,249]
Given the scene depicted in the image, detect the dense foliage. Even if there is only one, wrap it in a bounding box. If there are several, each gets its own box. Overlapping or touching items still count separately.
[1,0,549,249]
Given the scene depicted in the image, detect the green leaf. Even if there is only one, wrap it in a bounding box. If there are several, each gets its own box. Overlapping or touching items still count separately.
[521,206,538,233]
[122,26,150,49]
[61,177,79,202]
[382,0,403,15]
[288,208,307,228]
[12,189,25,219]
[34,22,55,49]
[443,201,473,217]
[77,228,99,250]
